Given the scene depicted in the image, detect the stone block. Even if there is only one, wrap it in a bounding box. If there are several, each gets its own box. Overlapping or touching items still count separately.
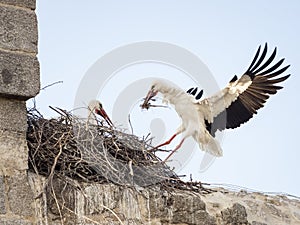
[0,130,28,175]
[0,5,38,52]
[252,222,267,225]
[0,51,40,100]
[0,98,27,132]
[0,218,33,225]
[6,173,34,216]
[170,193,215,225]
[0,175,5,214]
[47,176,76,217]
[0,0,36,10]
[221,203,249,224]
[172,209,216,225]
[172,192,206,212]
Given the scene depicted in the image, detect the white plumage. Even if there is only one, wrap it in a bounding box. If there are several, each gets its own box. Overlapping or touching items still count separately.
[141,43,290,161]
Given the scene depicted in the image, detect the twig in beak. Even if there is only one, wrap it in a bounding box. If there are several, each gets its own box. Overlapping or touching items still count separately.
[141,89,158,109]
[140,103,169,109]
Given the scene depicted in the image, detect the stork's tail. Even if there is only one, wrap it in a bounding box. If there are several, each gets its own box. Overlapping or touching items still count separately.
[200,136,223,157]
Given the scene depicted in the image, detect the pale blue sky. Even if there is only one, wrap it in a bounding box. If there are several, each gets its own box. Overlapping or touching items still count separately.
[34,1,300,196]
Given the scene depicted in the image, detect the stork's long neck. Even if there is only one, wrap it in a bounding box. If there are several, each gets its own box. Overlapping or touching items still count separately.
[87,110,98,125]
[160,85,187,106]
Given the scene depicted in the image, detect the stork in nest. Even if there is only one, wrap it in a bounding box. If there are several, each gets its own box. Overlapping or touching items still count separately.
[87,100,113,127]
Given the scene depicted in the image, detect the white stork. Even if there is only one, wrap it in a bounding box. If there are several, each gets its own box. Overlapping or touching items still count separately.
[87,100,114,126]
[141,43,290,161]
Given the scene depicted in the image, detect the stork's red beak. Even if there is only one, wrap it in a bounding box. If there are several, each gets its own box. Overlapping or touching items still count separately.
[141,89,158,109]
[95,108,114,127]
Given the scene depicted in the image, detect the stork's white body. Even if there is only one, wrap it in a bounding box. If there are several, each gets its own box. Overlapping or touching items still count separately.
[154,80,223,157]
[142,43,290,161]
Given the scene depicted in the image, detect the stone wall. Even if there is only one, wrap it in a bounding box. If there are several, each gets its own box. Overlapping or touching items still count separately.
[0,0,39,224]
[28,173,300,225]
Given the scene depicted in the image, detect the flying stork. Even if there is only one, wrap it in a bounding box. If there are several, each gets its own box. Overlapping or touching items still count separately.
[87,100,114,126]
[141,43,290,161]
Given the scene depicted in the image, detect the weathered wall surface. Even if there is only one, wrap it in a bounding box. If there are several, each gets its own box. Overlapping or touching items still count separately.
[28,173,300,225]
[0,0,39,224]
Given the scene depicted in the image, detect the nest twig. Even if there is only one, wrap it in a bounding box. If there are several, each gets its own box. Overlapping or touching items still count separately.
[27,106,213,193]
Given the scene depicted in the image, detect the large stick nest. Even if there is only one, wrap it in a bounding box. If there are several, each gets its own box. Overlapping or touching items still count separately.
[27,107,212,193]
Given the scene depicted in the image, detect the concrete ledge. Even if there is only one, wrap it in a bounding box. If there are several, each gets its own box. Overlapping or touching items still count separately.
[0,51,40,100]
[0,0,36,10]
[0,5,38,53]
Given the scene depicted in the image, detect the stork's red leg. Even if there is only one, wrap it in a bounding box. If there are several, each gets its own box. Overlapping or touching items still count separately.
[163,138,185,162]
[153,133,177,150]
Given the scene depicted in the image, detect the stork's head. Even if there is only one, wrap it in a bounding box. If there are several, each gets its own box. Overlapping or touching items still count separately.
[141,81,160,109]
[88,100,114,126]
[141,79,176,109]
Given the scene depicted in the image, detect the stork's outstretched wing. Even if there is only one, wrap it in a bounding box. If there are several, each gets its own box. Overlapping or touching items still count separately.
[197,43,290,137]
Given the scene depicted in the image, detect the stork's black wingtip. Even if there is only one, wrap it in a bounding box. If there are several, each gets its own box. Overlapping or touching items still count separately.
[258,44,262,50]
[261,43,268,54]
[186,87,194,94]
[191,87,198,95]
[195,89,204,100]
[229,75,238,83]
[283,64,291,72]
